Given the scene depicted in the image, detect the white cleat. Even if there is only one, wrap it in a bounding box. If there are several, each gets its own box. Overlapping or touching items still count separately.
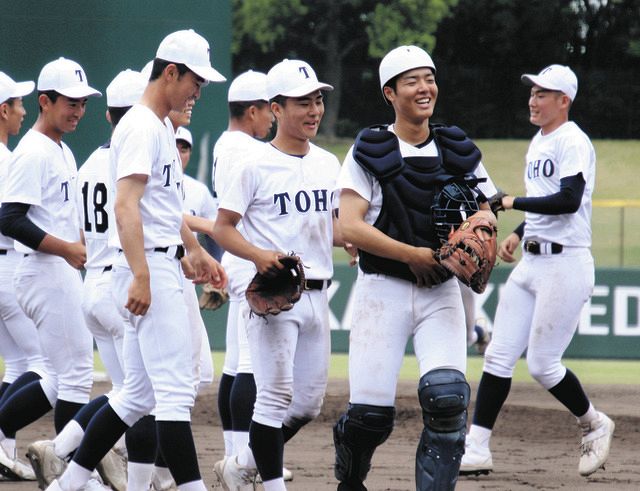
[83,477,112,490]
[0,442,36,481]
[579,411,615,476]
[213,456,257,491]
[150,471,177,491]
[459,437,493,476]
[96,448,127,491]
[26,440,67,489]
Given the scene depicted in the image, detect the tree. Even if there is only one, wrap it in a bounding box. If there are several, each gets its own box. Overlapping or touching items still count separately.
[232,0,459,138]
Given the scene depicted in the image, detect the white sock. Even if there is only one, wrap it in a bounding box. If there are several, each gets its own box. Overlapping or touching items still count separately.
[577,403,598,426]
[262,477,286,491]
[232,431,250,456]
[177,479,206,491]
[57,460,93,491]
[53,420,84,459]
[468,424,492,448]
[223,430,233,456]
[236,445,256,469]
[127,462,154,491]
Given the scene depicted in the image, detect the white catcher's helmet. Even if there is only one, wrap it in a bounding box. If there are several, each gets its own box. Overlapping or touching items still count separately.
[379,45,436,103]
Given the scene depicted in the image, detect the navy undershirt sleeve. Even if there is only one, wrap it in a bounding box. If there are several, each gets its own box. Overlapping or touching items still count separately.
[513,221,525,239]
[0,202,47,250]
[512,173,585,215]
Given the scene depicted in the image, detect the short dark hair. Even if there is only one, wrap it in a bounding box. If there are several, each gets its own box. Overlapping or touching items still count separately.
[37,90,60,112]
[270,95,288,107]
[228,100,268,119]
[2,97,17,107]
[107,106,131,127]
[176,139,192,150]
[149,59,190,81]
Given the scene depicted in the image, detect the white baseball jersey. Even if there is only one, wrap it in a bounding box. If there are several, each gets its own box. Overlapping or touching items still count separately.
[0,142,15,250]
[77,145,117,269]
[219,142,340,280]
[3,129,81,253]
[522,121,595,247]
[339,125,497,226]
[213,131,266,296]
[183,174,217,222]
[109,104,183,249]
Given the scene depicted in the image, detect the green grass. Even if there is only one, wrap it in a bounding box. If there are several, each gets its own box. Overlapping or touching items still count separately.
[320,138,640,267]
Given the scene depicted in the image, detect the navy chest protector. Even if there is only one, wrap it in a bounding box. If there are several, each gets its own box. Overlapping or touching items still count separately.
[353,124,482,283]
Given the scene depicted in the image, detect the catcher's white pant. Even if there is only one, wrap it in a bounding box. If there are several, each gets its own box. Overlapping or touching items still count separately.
[483,248,594,389]
[109,250,195,424]
[14,254,94,405]
[82,268,125,397]
[348,271,466,407]
[182,279,214,392]
[0,249,48,382]
[247,289,330,428]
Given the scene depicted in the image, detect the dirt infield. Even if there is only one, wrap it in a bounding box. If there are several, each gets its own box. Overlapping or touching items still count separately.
[3,378,639,490]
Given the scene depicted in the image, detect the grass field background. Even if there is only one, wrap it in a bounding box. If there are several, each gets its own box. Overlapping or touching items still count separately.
[319,138,640,267]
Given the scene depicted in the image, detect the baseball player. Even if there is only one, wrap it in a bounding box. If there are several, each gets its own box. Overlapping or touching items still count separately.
[459,281,490,354]
[460,65,614,478]
[211,70,271,461]
[0,70,43,482]
[212,59,340,491]
[0,58,101,480]
[44,29,226,491]
[332,46,497,491]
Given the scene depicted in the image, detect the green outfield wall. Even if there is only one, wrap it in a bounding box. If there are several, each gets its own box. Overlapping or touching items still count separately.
[204,265,640,360]
[1,1,231,183]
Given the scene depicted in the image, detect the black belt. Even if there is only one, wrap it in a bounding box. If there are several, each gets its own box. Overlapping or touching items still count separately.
[103,265,113,273]
[0,249,7,255]
[303,279,331,290]
[523,240,563,255]
[154,245,185,259]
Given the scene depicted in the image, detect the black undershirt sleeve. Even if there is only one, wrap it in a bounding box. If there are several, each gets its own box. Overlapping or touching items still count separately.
[0,202,47,251]
[513,221,525,239]
[512,173,585,215]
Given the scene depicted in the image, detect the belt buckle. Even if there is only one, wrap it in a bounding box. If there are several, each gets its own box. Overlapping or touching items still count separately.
[525,240,539,253]
[302,279,311,291]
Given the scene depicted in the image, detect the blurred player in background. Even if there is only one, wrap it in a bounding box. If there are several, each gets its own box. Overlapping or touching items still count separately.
[461,64,614,478]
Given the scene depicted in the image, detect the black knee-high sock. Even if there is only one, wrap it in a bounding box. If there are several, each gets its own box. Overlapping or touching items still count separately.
[156,421,200,485]
[0,379,51,437]
[73,403,129,471]
[73,395,109,429]
[0,382,9,402]
[55,400,85,434]
[217,373,235,432]
[472,372,512,430]
[126,415,157,464]
[230,373,256,432]
[547,369,590,417]
[0,371,41,408]
[250,421,283,482]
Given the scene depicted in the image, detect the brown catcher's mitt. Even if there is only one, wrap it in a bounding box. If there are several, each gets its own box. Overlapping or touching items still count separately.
[434,212,498,294]
[245,255,305,317]
[198,284,230,310]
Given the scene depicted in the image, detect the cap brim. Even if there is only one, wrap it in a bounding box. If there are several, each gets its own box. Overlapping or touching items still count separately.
[521,74,559,92]
[57,85,102,98]
[187,64,226,83]
[11,80,35,98]
[270,81,334,100]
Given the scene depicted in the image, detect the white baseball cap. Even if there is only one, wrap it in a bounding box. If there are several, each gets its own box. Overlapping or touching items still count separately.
[379,45,436,91]
[266,59,333,100]
[175,126,193,146]
[0,72,35,104]
[37,57,102,98]
[521,64,578,101]
[106,69,146,108]
[140,60,153,81]
[228,70,268,102]
[156,29,226,83]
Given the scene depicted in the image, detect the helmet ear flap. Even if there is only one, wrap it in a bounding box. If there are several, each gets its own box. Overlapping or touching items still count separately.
[432,182,479,243]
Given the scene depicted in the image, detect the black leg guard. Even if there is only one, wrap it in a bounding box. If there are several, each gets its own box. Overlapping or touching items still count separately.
[416,369,470,491]
[333,403,395,489]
